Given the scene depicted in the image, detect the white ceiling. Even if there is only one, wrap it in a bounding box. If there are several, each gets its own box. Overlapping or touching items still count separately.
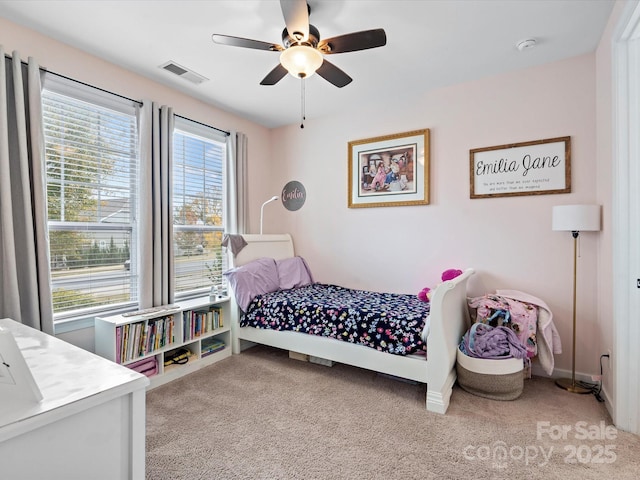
[0,0,614,129]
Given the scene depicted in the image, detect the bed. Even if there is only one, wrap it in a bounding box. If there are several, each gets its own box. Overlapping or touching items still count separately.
[226,234,474,414]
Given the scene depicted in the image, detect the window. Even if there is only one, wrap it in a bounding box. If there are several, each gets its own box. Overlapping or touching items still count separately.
[173,118,227,298]
[42,77,139,319]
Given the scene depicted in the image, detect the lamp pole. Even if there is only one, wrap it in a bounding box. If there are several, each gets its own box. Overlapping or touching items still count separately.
[260,196,279,235]
[556,230,590,394]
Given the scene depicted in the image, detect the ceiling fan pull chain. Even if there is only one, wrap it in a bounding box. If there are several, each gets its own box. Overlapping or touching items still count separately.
[300,77,306,129]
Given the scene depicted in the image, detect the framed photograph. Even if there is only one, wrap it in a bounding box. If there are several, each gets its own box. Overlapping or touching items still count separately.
[348,129,430,208]
[470,136,571,199]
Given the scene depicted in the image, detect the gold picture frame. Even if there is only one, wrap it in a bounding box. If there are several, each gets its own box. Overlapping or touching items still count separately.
[348,129,430,208]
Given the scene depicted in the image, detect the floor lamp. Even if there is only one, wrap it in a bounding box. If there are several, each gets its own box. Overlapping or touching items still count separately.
[552,204,601,394]
[260,196,278,235]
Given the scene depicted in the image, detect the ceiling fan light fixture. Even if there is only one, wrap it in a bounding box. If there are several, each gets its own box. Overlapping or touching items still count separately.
[280,45,323,78]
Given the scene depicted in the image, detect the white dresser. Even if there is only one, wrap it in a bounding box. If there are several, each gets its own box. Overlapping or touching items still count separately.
[0,318,149,480]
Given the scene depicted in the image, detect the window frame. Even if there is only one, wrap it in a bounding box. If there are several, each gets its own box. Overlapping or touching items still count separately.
[172,117,228,300]
[42,74,140,324]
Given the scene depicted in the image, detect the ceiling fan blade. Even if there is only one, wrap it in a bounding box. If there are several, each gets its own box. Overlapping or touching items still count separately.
[318,29,387,54]
[212,34,283,52]
[316,60,352,88]
[260,64,288,86]
[280,0,309,42]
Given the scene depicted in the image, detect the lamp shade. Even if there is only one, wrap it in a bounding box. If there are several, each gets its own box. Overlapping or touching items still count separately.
[280,45,323,79]
[552,204,601,232]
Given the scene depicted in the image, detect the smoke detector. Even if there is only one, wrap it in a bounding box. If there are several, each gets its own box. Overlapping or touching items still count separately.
[516,39,537,51]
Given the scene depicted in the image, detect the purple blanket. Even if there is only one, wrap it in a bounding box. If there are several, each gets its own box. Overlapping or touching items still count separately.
[460,323,528,359]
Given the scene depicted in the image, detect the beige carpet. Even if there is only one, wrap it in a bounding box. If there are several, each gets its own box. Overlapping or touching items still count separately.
[146,345,639,480]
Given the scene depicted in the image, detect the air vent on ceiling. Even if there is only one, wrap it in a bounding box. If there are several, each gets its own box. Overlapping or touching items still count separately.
[159,61,209,85]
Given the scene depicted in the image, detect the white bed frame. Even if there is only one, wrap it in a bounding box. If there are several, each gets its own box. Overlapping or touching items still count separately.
[228,234,474,414]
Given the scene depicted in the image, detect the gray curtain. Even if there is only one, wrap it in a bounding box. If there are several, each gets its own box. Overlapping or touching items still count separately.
[0,48,53,334]
[225,131,248,234]
[138,101,174,308]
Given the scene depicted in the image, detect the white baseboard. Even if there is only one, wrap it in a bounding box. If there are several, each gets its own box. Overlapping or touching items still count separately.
[530,364,596,384]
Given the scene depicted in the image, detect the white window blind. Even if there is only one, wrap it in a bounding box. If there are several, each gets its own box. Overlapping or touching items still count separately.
[42,78,139,318]
[173,117,226,297]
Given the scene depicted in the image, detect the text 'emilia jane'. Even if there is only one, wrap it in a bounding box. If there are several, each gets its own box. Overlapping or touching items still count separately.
[476,154,561,177]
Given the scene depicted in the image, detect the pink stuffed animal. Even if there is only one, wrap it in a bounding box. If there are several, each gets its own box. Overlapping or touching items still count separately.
[417,269,463,302]
[441,269,463,282]
[418,287,431,302]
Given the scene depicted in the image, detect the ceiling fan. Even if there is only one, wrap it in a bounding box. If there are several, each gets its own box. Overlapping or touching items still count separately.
[211,0,387,88]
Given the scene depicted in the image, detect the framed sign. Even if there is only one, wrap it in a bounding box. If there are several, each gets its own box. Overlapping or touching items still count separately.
[470,136,571,199]
[348,129,430,208]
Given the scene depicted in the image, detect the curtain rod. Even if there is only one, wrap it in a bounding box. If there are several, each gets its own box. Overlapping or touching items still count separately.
[175,114,230,136]
[4,53,143,105]
[44,68,144,107]
[5,53,231,136]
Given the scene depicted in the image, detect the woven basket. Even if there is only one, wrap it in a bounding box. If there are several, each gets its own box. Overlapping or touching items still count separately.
[456,349,524,401]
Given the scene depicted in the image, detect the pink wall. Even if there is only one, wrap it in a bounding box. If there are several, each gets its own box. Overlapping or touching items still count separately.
[269,54,604,378]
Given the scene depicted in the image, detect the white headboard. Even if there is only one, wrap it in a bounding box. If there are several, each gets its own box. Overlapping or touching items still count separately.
[232,234,295,267]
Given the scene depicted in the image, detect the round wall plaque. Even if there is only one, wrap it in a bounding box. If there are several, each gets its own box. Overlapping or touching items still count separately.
[281,181,306,211]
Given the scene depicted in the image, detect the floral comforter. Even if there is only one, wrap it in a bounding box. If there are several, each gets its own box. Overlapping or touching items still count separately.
[240,283,430,356]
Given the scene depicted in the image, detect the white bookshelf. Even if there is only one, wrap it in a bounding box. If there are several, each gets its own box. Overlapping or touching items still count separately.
[95,297,231,389]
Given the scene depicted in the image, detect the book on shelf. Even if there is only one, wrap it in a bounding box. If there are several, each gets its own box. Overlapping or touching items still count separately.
[146,315,175,353]
[116,326,122,364]
[154,319,162,351]
[201,338,226,357]
[115,315,176,363]
[140,322,149,358]
[120,325,127,363]
[152,318,160,351]
[124,325,130,361]
[183,306,222,342]
[132,323,141,359]
[201,346,225,357]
